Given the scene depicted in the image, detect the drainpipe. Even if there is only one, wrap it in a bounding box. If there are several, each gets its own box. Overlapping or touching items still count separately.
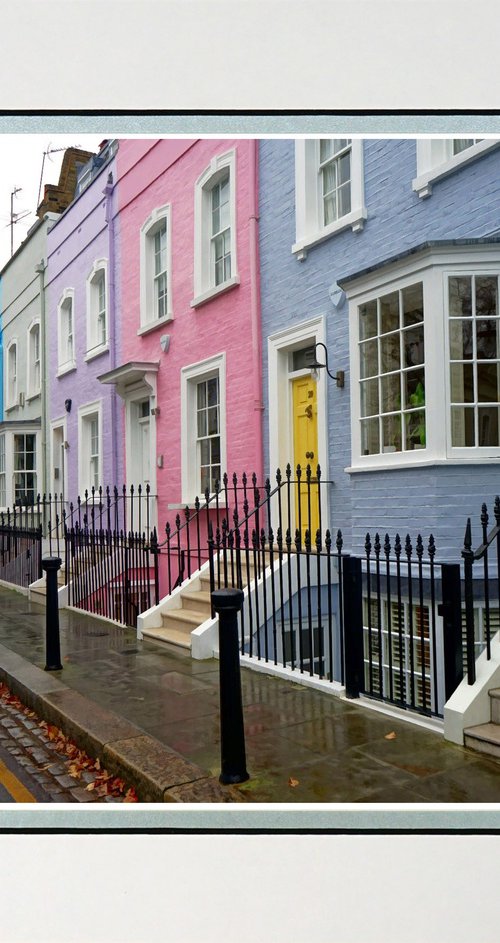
[248,139,264,480]
[103,172,118,487]
[35,258,48,501]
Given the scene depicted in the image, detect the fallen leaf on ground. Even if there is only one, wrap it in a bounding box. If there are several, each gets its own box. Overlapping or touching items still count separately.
[0,679,138,802]
[288,777,300,787]
[384,731,397,740]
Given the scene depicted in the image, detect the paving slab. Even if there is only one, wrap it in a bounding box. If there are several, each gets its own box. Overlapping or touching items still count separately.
[41,688,144,758]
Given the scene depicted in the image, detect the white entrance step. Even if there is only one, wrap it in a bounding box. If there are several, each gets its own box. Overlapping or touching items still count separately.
[464,688,500,760]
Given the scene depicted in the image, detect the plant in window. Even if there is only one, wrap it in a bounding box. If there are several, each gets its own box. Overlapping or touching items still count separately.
[408,381,426,446]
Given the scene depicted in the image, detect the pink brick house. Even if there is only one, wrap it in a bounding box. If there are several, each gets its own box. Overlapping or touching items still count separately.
[99,138,264,581]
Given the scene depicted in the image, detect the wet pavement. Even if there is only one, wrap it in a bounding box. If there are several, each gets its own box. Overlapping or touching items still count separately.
[1,584,500,802]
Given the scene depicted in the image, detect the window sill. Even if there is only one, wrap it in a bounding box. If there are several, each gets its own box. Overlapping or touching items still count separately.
[26,392,41,403]
[292,208,367,260]
[346,455,500,473]
[190,274,240,309]
[412,140,500,198]
[4,403,17,413]
[137,313,173,337]
[57,363,77,378]
[85,345,109,363]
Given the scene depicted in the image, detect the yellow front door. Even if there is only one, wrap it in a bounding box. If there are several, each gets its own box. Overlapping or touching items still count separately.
[292,376,319,542]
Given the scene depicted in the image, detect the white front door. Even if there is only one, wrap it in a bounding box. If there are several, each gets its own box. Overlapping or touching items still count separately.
[130,397,151,488]
[51,424,65,499]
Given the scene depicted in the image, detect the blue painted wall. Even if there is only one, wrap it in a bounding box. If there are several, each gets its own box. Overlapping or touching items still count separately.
[258,139,500,560]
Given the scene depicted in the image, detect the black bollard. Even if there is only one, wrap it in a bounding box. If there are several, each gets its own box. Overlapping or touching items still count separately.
[41,556,63,671]
[212,587,249,784]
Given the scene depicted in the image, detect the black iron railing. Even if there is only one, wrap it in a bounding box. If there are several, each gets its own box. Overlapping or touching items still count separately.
[462,498,500,685]
[208,464,336,679]
[0,507,42,588]
[66,524,152,626]
[358,531,440,716]
[63,485,155,626]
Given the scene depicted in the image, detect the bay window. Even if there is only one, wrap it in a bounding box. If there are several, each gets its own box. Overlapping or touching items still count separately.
[359,282,425,455]
[13,433,36,504]
[448,274,500,448]
[345,243,500,468]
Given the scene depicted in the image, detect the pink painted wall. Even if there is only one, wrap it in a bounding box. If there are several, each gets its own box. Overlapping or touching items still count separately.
[116,138,264,532]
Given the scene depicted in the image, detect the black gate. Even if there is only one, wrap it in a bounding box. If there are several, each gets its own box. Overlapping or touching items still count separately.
[341,533,466,719]
[0,518,42,588]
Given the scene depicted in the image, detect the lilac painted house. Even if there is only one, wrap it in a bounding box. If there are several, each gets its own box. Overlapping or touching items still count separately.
[46,140,123,506]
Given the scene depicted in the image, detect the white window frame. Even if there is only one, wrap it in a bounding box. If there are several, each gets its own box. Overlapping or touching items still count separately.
[57,288,76,376]
[347,245,500,471]
[12,431,37,505]
[5,340,17,410]
[191,149,239,308]
[412,138,500,198]
[293,138,367,260]
[86,259,109,359]
[26,319,41,400]
[0,427,40,509]
[78,400,103,495]
[139,204,173,333]
[180,353,226,503]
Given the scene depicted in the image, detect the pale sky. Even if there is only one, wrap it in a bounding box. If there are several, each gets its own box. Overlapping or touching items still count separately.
[0,134,106,272]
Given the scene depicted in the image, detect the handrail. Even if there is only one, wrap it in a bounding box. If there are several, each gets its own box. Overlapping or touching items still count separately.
[462,497,500,680]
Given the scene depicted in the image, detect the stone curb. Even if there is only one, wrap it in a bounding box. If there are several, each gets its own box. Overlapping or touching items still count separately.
[0,643,244,803]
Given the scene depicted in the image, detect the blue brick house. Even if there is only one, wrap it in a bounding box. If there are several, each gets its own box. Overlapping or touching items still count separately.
[257,137,500,732]
[259,137,500,558]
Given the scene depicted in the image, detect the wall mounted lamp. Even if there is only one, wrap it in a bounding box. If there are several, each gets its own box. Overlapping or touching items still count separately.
[64,398,72,413]
[310,342,345,388]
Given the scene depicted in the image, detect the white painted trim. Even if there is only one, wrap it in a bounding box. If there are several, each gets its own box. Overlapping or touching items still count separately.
[190,273,240,309]
[293,139,366,259]
[26,318,41,400]
[413,139,500,198]
[85,258,109,357]
[193,148,237,300]
[57,287,76,374]
[444,632,500,744]
[140,204,173,329]
[136,313,173,337]
[180,352,226,504]
[77,399,103,495]
[5,338,18,410]
[267,316,329,527]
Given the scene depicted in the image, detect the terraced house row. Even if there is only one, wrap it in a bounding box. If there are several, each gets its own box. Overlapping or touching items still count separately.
[2,135,500,750]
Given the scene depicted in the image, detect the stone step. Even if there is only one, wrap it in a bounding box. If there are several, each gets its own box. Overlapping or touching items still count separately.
[29,588,48,606]
[199,565,256,592]
[141,624,191,649]
[180,589,212,617]
[489,688,500,724]
[464,722,500,760]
